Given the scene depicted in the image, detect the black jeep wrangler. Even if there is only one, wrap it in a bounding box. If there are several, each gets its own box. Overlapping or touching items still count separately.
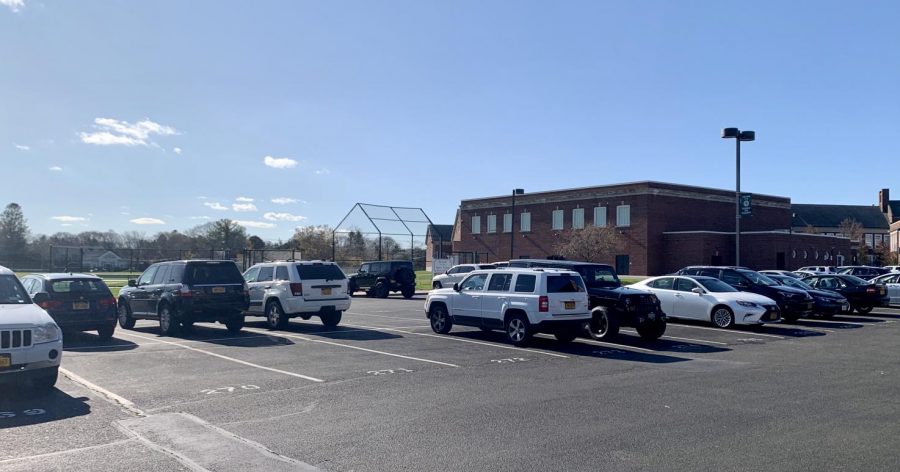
[508,259,666,340]
[347,260,417,299]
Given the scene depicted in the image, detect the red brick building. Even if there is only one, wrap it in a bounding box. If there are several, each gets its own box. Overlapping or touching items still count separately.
[452,181,850,275]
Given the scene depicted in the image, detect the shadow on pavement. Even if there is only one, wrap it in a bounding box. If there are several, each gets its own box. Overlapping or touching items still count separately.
[745,325,826,338]
[63,330,141,352]
[794,320,864,330]
[129,325,296,348]
[604,334,731,354]
[245,320,403,341]
[0,387,91,429]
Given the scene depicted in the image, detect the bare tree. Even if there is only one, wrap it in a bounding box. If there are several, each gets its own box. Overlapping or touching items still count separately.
[553,226,624,263]
[838,218,863,242]
[801,224,818,234]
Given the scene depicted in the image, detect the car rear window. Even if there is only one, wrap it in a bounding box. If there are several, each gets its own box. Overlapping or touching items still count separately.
[547,275,586,293]
[49,279,111,294]
[185,262,244,285]
[297,264,346,280]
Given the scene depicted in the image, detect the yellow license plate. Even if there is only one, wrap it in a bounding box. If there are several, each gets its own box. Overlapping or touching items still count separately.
[73,301,90,310]
[0,356,10,368]
[212,287,226,294]
[564,301,575,309]
[322,288,332,295]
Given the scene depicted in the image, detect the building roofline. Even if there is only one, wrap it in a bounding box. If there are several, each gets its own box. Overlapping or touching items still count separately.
[663,230,850,239]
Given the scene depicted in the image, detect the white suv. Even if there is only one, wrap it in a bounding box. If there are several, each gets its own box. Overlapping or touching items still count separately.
[431,264,496,289]
[424,268,591,346]
[243,261,351,329]
[0,266,63,392]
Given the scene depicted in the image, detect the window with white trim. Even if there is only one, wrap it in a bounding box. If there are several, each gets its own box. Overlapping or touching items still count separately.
[552,210,564,230]
[616,205,631,227]
[572,208,584,229]
[593,206,607,227]
[471,215,481,234]
[487,214,497,233]
[520,212,531,232]
[503,213,512,233]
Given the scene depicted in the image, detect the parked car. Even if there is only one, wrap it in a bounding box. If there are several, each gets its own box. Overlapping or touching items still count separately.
[347,260,416,298]
[793,270,825,278]
[20,273,118,340]
[0,266,62,392]
[766,274,849,318]
[508,259,666,340]
[837,266,890,279]
[882,265,900,273]
[493,261,509,268]
[798,266,836,273]
[675,266,814,322]
[760,270,799,278]
[243,260,350,329]
[799,274,889,314]
[424,268,591,346]
[117,260,249,336]
[868,273,900,306]
[631,275,780,328]
[432,264,497,289]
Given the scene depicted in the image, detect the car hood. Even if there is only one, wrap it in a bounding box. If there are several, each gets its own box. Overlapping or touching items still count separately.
[0,303,56,327]
[587,285,644,299]
[771,285,809,297]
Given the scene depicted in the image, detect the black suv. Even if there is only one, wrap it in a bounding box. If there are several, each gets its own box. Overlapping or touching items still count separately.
[676,266,813,321]
[118,260,249,336]
[347,260,416,299]
[507,259,666,340]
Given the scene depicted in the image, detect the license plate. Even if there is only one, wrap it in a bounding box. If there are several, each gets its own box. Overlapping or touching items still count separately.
[211,287,226,294]
[73,301,90,310]
[564,301,575,310]
[0,355,10,368]
[322,288,332,296]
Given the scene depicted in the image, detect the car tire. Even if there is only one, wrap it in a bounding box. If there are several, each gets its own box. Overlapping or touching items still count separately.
[347,282,358,297]
[588,308,619,341]
[505,314,532,347]
[711,306,735,328]
[31,367,58,393]
[266,300,289,330]
[433,282,442,289]
[401,286,415,299]
[429,304,452,334]
[635,319,666,340]
[321,311,342,327]
[856,304,873,314]
[158,304,180,337]
[225,317,245,334]
[117,302,136,329]
[97,324,115,341]
[554,330,578,343]
[375,282,389,299]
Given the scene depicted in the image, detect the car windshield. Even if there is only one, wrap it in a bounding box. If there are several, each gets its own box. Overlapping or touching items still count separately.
[777,277,813,291]
[0,275,30,305]
[738,270,777,286]
[574,265,620,288]
[697,278,738,293]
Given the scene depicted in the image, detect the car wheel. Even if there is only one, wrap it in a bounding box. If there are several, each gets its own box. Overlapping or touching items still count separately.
[321,311,342,327]
[375,282,389,298]
[856,304,873,314]
[505,313,532,347]
[117,302,136,329]
[554,330,578,343]
[225,317,245,334]
[97,324,115,341]
[347,282,357,297]
[635,319,666,340]
[401,286,415,299]
[588,308,619,341]
[433,282,442,289]
[429,304,452,334]
[711,306,735,328]
[31,367,58,394]
[266,300,289,330]
[181,321,195,337]
[158,304,180,337]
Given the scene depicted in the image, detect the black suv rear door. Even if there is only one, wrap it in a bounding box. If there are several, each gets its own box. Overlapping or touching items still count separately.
[130,264,160,315]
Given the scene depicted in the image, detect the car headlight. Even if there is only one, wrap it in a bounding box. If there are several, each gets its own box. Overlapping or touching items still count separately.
[736,301,758,308]
[32,323,61,344]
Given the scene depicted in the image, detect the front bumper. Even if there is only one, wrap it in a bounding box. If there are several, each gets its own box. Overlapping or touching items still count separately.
[781,299,814,315]
[0,338,63,380]
[738,305,781,325]
[813,299,845,315]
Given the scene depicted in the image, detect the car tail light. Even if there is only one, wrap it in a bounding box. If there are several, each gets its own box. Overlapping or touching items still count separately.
[539,295,549,312]
[290,283,303,296]
[99,297,116,308]
[174,285,193,298]
[866,287,876,294]
[38,300,63,310]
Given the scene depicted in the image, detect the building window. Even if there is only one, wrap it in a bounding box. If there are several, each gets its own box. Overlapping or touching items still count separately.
[520,212,531,232]
[471,215,480,234]
[593,206,607,227]
[572,208,584,229]
[487,214,497,233]
[552,210,564,230]
[616,205,631,227]
[503,213,512,233]
[865,233,874,248]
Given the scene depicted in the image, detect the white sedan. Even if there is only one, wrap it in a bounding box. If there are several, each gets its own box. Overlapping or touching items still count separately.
[871,273,900,306]
[631,275,780,328]
[431,264,496,289]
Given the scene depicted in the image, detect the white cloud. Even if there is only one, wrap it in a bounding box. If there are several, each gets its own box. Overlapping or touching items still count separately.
[232,203,258,212]
[14,144,29,151]
[131,217,166,225]
[263,155,297,169]
[235,196,254,202]
[315,168,331,175]
[263,212,307,222]
[235,220,276,229]
[51,216,87,222]
[49,166,63,172]
[203,202,228,211]
[271,197,298,205]
[173,147,182,155]
[80,117,177,147]
[1,1,25,12]
[120,212,130,216]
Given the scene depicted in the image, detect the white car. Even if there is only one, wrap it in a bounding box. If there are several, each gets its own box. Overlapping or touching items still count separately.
[882,265,900,273]
[0,266,62,392]
[760,270,799,278]
[631,275,780,328]
[424,268,591,346]
[431,264,496,289]
[243,260,350,329]
[798,266,835,273]
[871,273,900,306]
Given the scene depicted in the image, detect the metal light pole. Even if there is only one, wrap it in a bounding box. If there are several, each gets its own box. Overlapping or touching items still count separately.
[510,188,524,260]
[721,128,755,266]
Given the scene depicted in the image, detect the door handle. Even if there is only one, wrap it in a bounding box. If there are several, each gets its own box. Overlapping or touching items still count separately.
[264,286,272,289]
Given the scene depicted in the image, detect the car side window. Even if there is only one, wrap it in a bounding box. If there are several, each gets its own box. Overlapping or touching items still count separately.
[447,267,457,275]
[514,274,536,293]
[458,266,474,274]
[460,274,488,291]
[152,264,171,285]
[359,264,369,274]
[721,270,742,286]
[138,265,159,286]
[486,273,512,292]
[275,266,289,281]
[244,267,260,283]
[674,278,698,292]
[651,277,674,290]
[698,269,718,277]
[257,266,274,282]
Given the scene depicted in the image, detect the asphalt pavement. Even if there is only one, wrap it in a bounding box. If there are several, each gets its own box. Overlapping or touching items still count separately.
[2,296,899,471]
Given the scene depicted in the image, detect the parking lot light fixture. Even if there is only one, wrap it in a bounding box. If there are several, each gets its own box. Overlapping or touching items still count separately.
[721,127,755,266]
[511,189,524,260]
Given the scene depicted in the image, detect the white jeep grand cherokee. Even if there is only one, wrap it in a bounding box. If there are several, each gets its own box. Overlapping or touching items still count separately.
[0,266,62,392]
[425,268,591,346]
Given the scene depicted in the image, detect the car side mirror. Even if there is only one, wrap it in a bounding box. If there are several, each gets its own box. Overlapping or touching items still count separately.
[691,287,704,294]
[128,279,137,287]
[32,292,48,304]
[453,283,460,292]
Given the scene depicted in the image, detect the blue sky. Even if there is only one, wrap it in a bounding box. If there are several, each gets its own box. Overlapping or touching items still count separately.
[2,0,898,240]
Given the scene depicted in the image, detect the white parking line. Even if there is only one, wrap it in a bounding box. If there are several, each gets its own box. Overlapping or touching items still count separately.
[242,327,459,368]
[668,323,785,338]
[60,368,146,417]
[560,337,658,353]
[340,323,570,359]
[619,329,728,345]
[117,331,324,382]
[800,319,864,326]
[345,311,431,324]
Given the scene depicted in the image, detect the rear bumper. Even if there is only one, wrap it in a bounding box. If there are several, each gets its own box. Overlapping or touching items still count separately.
[283,297,352,315]
[177,300,249,321]
[533,316,591,333]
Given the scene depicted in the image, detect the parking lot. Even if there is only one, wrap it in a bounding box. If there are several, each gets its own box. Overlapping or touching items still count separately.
[2,296,899,471]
